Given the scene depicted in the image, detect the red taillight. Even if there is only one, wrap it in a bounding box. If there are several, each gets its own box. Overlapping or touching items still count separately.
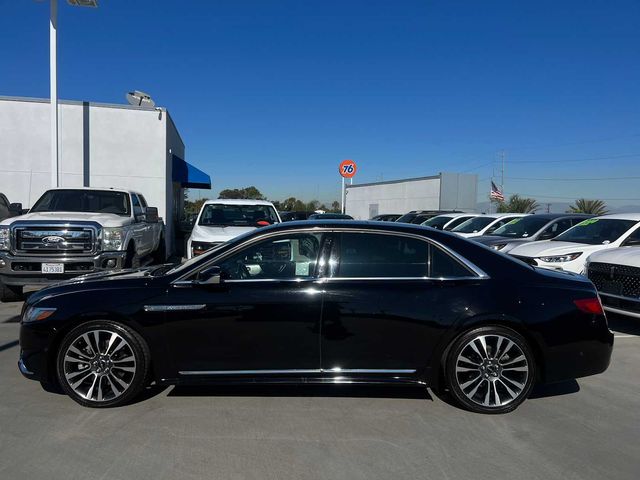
[574,298,604,315]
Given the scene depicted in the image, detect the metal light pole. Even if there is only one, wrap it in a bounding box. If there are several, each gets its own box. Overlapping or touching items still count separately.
[45,0,98,188]
[50,0,58,188]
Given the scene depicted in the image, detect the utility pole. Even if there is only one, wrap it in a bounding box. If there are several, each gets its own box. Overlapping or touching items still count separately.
[500,149,505,195]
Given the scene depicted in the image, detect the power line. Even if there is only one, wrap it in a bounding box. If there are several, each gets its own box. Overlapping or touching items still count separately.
[504,191,640,201]
[507,153,640,164]
[507,175,640,181]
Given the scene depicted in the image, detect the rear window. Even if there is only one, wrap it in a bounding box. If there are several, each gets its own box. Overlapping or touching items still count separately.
[452,216,495,233]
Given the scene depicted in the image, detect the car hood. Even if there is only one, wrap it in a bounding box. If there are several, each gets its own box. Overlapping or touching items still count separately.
[588,247,640,268]
[189,224,257,243]
[25,267,161,306]
[0,211,131,227]
[509,240,608,258]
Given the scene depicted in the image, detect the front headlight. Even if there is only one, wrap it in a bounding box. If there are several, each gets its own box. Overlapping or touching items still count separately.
[538,252,582,263]
[491,243,507,251]
[23,307,56,323]
[0,226,9,251]
[102,228,125,251]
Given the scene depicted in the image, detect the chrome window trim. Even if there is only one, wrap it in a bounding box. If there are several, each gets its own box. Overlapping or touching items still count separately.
[179,368,416,376]
[172,226,489,283]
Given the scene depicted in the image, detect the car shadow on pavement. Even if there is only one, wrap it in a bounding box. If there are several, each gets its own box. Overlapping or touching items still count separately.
[0,339,19,352]
[607,313,640,336]
[528,379,580,399]
[166,384,433,401]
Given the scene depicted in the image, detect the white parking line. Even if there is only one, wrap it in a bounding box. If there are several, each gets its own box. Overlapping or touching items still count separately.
[614,334,638,338]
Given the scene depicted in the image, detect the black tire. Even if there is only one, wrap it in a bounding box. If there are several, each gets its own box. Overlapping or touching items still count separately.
[56,320,150,408]
[124,244,140,269]
[445,325,536,414]
[0,282,23,302]
[151,236,166,264]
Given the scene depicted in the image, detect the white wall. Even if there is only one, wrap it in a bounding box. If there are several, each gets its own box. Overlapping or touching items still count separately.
[345,177,441,220]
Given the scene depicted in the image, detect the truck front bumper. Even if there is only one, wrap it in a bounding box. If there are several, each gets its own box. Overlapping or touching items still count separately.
[0,251,127,287]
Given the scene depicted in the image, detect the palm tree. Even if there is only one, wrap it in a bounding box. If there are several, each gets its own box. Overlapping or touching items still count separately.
[497,194,539,213]
[568,198,608,215]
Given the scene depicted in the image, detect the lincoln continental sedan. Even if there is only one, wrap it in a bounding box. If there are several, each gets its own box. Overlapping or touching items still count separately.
[18,221,613,414]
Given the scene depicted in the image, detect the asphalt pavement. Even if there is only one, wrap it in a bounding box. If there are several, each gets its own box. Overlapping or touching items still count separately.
[1,299,639,480]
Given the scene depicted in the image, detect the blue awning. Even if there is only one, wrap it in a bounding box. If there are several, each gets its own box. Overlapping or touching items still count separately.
[172,155,211,189]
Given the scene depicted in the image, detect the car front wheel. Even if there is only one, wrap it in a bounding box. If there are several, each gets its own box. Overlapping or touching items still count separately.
[56,321,150,408]
[445,326,536,414]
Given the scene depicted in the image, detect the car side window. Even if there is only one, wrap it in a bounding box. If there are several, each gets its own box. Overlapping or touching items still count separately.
[485,219,508,234]
[131,195,143,218]
[542,219,573,238]
[218,233,323,280]
[336,233,428,277]
[138,195,148,208]
[622,227,640,246]
[429,244,475,278]
[0,196,8,219]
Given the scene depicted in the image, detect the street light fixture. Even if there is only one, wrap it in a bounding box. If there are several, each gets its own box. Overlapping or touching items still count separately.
[46,0,98,188]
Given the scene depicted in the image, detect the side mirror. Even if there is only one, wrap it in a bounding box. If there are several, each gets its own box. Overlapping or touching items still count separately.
[197,266,222,285]
[143,207,159,223]
[9,203,22,217]
[537,231,555,240]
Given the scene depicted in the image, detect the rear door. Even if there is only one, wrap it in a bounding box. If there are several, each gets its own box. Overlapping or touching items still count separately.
[320,231,485,375]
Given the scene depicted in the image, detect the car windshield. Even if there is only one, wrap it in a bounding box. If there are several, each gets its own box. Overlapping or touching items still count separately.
[552,218,639,245]
[30,189,130,216]
[452,216,496,233]
[198,204,279,227]
[490,216,550,238]
[422,216,453,229]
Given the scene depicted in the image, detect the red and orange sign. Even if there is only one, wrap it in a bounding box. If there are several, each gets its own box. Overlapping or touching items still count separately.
[339,159,357,178]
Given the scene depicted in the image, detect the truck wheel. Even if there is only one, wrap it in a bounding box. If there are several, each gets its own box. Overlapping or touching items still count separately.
[124,245,140,269]
[0,282,23,303]
[152,237,166,264]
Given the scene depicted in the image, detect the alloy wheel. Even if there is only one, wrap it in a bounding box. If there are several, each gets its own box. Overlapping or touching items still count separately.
[454,334,529,408]
[62,329,137,402]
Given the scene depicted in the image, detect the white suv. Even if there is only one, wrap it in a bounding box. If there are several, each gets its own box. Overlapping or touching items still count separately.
[509,214,640,274]
[187,199,281,258]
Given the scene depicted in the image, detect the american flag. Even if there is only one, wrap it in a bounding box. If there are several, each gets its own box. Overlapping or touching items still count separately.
[490,181,504,201]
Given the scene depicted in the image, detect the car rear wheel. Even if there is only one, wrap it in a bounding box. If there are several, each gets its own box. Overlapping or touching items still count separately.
[56,321,150,408]
[445,326,536,414]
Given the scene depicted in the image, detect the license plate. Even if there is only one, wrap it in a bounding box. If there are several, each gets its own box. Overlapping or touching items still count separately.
[41,263,64,274]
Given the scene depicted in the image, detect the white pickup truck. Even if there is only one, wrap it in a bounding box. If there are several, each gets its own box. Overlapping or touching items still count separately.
[0,187,165,301]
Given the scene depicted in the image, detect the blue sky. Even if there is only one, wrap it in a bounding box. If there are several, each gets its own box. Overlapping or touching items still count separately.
[2,0,640,208]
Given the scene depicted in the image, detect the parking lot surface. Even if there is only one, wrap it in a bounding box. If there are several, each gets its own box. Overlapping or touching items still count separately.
[1,300,639,480]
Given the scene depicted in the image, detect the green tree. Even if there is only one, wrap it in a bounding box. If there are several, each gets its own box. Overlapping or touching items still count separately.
[497,194,539,213]
[568,198,608,215]
[218,186,266,200]
[306,200,320,212]
[330,201,340,213]
[184,198,209,215]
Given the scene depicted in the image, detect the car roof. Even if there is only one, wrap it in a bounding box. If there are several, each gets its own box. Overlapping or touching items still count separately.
[591,213,640,221]
[48,187,134,194]
[204,199,276,206]
[520,213,593,220]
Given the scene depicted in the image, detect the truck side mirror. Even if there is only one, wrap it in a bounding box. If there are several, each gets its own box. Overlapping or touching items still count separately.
[143,207,159,223]
[8,203,22,217]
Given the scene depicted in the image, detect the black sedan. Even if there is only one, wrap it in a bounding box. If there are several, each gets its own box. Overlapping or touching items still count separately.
[18,221,613,413]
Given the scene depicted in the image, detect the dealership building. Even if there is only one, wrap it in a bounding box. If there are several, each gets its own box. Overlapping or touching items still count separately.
[0,96,211,254]
[345,172,478,220]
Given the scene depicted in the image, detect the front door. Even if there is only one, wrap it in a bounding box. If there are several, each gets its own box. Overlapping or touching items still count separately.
[163,232,327,375]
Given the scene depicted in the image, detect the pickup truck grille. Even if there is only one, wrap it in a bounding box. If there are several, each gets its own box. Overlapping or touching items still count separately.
[588,262,640,298]
[14,226,96,255]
